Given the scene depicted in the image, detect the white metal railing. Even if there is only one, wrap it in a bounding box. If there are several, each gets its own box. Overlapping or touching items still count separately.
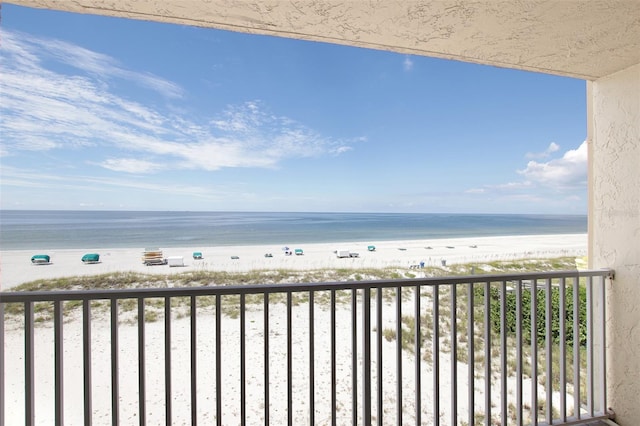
[0,269,613,425]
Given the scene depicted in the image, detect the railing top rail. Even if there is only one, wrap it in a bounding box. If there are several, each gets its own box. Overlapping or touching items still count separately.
[0,269,613,303]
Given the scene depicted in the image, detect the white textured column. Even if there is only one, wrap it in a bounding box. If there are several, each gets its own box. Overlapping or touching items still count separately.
[589,62,640,425]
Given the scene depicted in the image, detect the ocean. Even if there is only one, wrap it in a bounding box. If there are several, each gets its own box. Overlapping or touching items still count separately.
[0,210,587,250]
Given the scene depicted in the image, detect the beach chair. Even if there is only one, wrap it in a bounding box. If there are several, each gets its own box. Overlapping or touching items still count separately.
[31,254,51,264]
[81,253,100,264]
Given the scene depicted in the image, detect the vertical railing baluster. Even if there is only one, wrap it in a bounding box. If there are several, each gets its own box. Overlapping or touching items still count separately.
[377,287,383,425]
[531,280,538,425]
[351,289,357,425]
[559,278,567,422]
[396,286,403,426]
[331,290,336,426]
[433,285,440,426]
[216,295,222,426]
[415,284,421,425]
[467,283,474,426]
[545,278,553,424]
[363,288,371,425]
[287,292,293,426]
[54,300,64,426]
[516,280,523,426]
[309,291,315,425]
[500,281,507,426]
[164,296,171,425]
[25,301,35,426]
[573,275,581,419]
[0,302,5,426]
[240,294,246,426]
[83,300,92,426]
[111,299,119,426]
[264,293,270,425]
[484,281,491,426]
[586,276,593,417]
[451,284,458,426]
[137,298,146,426]
[190,295,197,426]
[600,274,608,415]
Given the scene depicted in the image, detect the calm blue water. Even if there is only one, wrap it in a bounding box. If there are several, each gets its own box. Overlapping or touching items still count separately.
[0,210,587,250]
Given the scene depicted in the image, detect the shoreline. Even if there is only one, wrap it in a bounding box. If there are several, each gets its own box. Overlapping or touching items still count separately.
[0,233,587,291]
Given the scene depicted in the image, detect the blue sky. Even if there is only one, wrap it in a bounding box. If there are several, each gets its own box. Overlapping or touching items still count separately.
[0,4,588,214]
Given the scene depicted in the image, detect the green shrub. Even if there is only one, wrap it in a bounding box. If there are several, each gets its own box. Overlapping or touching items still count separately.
[484,282,587,347]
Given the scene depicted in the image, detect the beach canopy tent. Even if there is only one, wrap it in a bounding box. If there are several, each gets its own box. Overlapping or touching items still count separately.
[368,245,376,251]
[81,253,100,263]
[31,254,51,264]
[193,252,203,259]
[295,249,304,255]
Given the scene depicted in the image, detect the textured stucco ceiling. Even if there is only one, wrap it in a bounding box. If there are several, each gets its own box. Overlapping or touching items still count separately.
[6,0,640,80]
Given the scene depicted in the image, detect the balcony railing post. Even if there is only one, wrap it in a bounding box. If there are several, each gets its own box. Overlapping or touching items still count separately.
[25,301,34,426]
[376,286,383,425]
[240,294,246,425]
[83,299,92,426]
[531,280,538,425]
[516,280,523,425]
[396,286,403,426]
[0,302,5,426]
[137,297,146,426]
[264,293,270,425]
[433,284,440,426]
[559,278,567,422]
[351,289,357,425]
[362,287,371,425]
[111,299,120,426]
[415,284,422,425]
[484,281,491,426]
[451,284,458,426]
[54,300,64,426]
[216,295,222,426]
[190,295,197,425]
[467,282,474,426]
[545,278,553,424]
[164,297,171,425]
[309,290,315,425]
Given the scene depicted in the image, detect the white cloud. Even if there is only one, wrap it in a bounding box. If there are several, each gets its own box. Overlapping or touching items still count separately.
[526,142,560,159]
[518,141,587,189]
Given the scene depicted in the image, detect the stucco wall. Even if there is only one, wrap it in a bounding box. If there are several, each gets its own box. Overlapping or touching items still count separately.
[590,62,640,425]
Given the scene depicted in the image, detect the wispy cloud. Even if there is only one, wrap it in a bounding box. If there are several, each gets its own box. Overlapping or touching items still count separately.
[98,158,164,174]
[0,30,355,176]
[403,56,414,71]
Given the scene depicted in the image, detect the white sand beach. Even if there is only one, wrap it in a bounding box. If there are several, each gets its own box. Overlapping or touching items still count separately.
[1,233,587,291]
[1,233,588,425]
